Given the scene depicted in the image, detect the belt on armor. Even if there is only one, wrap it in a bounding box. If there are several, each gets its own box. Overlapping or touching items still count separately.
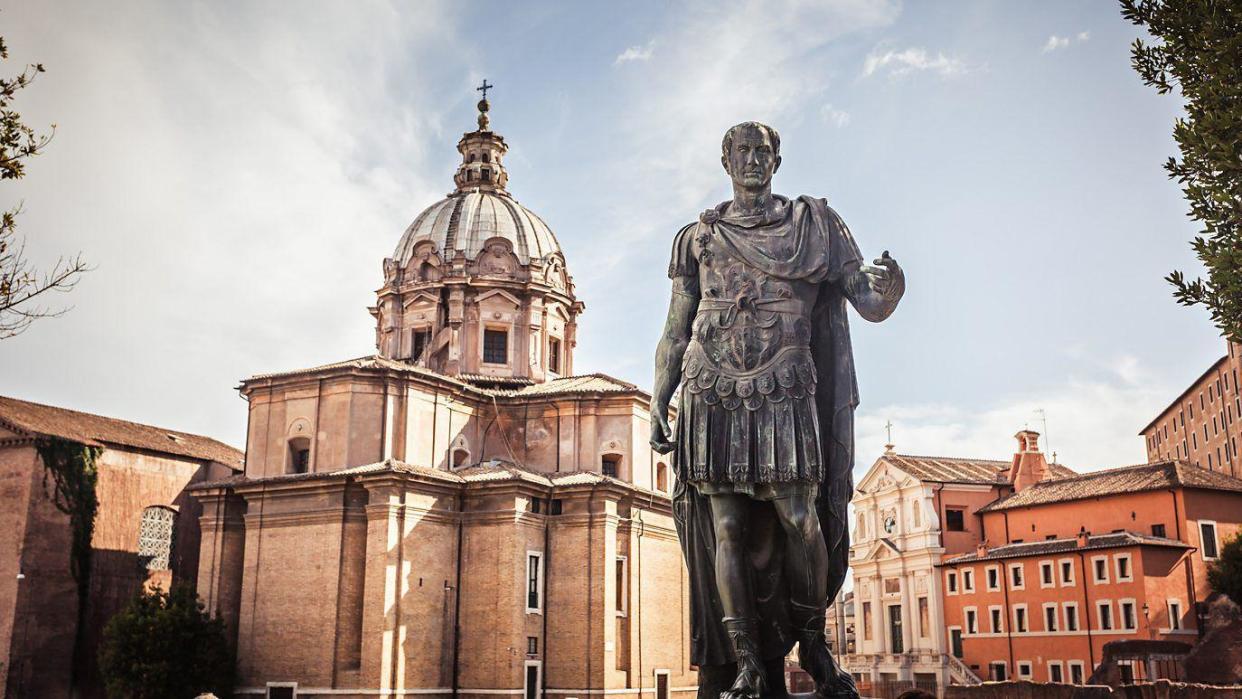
[697,296,805,315]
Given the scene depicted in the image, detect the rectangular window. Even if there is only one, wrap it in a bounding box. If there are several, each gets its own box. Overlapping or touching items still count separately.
[1017,662,1032,680]
[1098,601,1113,631]
[946,571,958,594]
[1010,563,1025,589]
[526,552,543,612]
[986,566,1000,591]
[950,627,963,658]
[1040,561,1054,587]
[1044,604,1058,632]
[989,662,1007,682]
[483,328,509,364]
[615,556,628,615]
[1116,554,1133,581]
[1060,559,1075,586]
[965,608,978,635]
[1065,603,1079,631]
[547,337,561,374]
[1014,605,1028,633]
[1069,662,1085,685]
[1201,521,1219,560]
[527,636,538,655]
[1152,523,1167,538]
[1093,556,1109,584]
[962,569,975,593]
[602,454,620,478]
[412,328,431,361]
[989,606,1002,633]
[1049,662,1064,684]
[945,508,966,532]
[1168,600,1182,630]
[1120,600,1137,630]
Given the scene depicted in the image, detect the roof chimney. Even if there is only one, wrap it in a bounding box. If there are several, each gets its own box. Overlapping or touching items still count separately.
[976,542,988,558]
[1076,528,1090,548]
[1009,429,1050,492]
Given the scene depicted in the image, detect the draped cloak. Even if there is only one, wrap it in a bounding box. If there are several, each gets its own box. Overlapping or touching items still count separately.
[668,195,862,668]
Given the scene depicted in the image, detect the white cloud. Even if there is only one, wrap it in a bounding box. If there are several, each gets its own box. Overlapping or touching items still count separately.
[861,46,967,78]
[0,0,472,444]
[614,40,655,65]
[1042,32,1089,54]
[820,103,851,127]
[854,355,1169,479]
[1042,35,1071,53]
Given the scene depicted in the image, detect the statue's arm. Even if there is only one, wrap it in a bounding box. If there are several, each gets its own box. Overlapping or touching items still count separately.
[650,277,699,453]
[842,251,904,323]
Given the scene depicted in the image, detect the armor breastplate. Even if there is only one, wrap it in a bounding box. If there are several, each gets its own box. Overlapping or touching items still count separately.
[682,236,819,411]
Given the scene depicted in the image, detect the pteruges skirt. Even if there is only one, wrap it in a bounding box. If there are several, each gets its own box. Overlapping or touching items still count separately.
[676,382,824,499]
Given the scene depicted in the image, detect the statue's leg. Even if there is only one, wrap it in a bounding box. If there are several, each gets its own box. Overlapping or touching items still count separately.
[772,493,858,699]
[709,494,766,699]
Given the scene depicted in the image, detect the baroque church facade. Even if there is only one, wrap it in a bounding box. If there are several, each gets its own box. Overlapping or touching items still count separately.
[191,95,695,699]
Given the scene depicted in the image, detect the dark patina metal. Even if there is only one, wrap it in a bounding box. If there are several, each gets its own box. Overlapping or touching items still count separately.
[651,122,905,699]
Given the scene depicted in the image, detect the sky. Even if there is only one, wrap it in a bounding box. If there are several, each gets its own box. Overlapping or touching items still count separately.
[0,0,1226,481]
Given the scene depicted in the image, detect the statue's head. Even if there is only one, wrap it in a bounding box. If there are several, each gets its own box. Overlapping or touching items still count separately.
[721,121,781,190]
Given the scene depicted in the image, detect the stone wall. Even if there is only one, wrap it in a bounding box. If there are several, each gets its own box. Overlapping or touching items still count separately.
[945,680,1242,699]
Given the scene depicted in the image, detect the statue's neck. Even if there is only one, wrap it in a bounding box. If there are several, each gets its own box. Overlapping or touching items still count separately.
[730,186,776,218]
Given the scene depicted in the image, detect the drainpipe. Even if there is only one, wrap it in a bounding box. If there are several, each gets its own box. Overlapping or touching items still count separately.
[452,485,465,698]
[1000,557,1014,675]
[541,485,552,697]
[1077,551,1095,672]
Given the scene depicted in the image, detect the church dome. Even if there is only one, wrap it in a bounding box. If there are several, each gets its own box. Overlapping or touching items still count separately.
[393,190,562,267]
[373,85,582,384]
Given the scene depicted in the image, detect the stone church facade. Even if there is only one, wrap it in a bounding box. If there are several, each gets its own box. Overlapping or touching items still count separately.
[191,96,696,699]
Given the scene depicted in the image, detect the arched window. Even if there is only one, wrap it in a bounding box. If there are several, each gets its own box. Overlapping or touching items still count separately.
[288,437,311,474]
[601,454,621,478]
[137,506,176,571]
[468,153,476,163]
[452,448,470,469]
[482,152,491,163]
[656,462,668,492]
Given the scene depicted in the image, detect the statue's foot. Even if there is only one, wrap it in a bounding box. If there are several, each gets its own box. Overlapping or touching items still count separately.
[718,663,765,699]
[720,618,767,699]
[797,635,859,699]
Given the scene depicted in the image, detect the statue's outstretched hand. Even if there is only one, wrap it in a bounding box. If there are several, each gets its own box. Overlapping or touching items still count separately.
[650,408,675,454]
[863,250,904,301]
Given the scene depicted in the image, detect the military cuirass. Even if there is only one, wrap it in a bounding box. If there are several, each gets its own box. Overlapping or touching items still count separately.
[682,224,821,412]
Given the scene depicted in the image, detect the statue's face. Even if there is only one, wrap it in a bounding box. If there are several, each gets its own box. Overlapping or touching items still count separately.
[722,126,780,189]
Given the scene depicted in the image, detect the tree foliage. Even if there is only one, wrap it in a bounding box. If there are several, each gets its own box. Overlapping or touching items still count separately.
[1208,533,1242,607]
[1120,0,1242,341]
[98,583,235,699]
[0,33,88,339]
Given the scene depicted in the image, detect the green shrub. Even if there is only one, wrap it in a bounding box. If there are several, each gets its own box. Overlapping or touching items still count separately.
[98,583,234,699]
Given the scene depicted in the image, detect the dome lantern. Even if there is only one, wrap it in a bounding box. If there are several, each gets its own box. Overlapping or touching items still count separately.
[452,81,509,193]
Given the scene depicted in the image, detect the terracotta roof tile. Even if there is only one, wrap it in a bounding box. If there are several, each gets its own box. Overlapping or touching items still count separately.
[977,460,1242,513]
[0,395,243,469]
[882,453,1075,485]
[943,531,1192,564]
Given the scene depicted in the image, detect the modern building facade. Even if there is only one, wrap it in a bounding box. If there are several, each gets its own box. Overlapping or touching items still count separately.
[1141,340,1242,475]
[0,395,242,698]
[190,96,695,699]
[940,456,1242,684]
[845,432,1075,693]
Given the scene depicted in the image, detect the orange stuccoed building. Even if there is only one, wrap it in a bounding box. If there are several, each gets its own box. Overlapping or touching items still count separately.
[939,431,1242,684]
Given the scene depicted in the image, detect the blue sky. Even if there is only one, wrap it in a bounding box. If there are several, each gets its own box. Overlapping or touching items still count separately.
[0,0,1225,476]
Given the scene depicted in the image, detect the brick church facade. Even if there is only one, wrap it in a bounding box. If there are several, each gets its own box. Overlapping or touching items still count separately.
[190,95,696,699]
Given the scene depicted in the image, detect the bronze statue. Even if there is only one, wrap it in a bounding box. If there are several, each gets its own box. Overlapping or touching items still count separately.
[651,122,904,699]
